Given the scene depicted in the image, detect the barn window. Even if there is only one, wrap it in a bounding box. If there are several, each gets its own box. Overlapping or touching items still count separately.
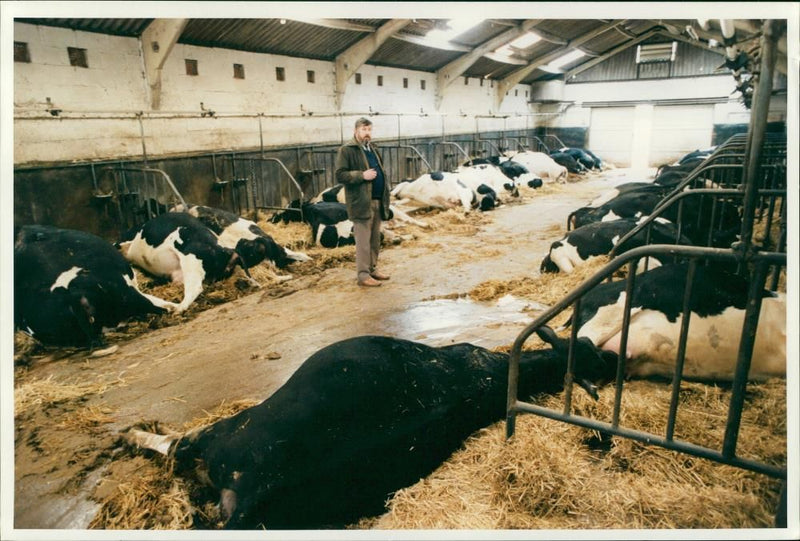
[14,41,31,63]
[233,63,245,79]
[420,80,426,90]
[480,78,484,87]
[464,77,469,85]
[355,73,362,85]
[377,75,383,87]
[68,47,88,68]
[185,58,198,76]
[276,67,285,81]
[403,77,408,89]
[307,70,315,83]
[515,89,518,97]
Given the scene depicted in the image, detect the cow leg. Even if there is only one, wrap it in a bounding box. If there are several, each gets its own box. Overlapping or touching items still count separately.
[174,252,206,312]
[284,248,312,263]
[125,428,178,455]
[122,274,178,312]
[388,205,429,228]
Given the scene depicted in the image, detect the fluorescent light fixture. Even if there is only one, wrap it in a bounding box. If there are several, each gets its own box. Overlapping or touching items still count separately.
[425,18,484,46]
[539,49,586,73]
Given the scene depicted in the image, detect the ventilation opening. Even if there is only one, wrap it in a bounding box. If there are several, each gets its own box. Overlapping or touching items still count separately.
[636,42,677,63]
[233,63,245,79]
[68,47,88,68]
[185,58,198,76]
[15,41,31,63]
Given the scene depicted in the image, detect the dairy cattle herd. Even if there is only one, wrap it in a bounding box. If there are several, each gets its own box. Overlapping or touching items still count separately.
[14,145,786,529]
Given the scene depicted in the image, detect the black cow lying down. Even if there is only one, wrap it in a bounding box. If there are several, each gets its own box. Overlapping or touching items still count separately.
[126,328,613,529]
[14,225,176,347]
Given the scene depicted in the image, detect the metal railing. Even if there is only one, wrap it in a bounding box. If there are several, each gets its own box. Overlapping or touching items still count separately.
[505,244,786,482]
[230,156,305,217]
[94,165,187,231]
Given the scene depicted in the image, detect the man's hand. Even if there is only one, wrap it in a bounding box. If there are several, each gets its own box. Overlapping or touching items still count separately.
[362,168,377,181]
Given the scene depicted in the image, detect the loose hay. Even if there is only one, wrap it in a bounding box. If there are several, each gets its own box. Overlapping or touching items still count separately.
[90,455,195,530]
[90,398,259,530]
[366,378,785,530]
[14,375,117,418]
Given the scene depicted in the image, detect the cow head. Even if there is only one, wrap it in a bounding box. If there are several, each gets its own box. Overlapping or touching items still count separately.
[540,253,560,274]
[534,325,617,398]
[235,237,292,269]
[568,207,591,230]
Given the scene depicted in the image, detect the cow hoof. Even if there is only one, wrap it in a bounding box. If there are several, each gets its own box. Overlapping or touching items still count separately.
[90,345,119,358]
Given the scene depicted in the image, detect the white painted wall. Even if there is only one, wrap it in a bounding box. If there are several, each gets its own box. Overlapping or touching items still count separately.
[13,22,536,165]
[543,75,781,166]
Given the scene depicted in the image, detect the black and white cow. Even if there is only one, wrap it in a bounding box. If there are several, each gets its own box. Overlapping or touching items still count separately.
[117,213,250,312]
[125,327,613,529]
[540,217,692,274]
[304,201,355,248]
[172,204,310,269]
[556,147,602,171]
[456,162,520,202]
[391,172,484,212]
[587,182,668,208]
[655,156,708,178]
[14,225,176,347]
[505,151,568,183]
[464,157,543,190]
[310,184,347,205]
[678,147,716,165]
[549,151,587,174]
[574,262,785,382]
[570,187,742,247]
[569,189,666,230]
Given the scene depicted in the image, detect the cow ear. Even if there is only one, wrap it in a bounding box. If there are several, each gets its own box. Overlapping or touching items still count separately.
[534,325,563,350]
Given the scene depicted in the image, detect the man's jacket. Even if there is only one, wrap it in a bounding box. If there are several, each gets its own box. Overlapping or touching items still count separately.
[334,137,392,221]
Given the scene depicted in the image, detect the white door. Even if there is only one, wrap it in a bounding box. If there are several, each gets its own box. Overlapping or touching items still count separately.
[588,107,636,167]
[649,104,714,166]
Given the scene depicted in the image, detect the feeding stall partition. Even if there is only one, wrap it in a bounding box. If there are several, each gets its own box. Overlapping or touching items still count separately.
[224,155,305,218]
[95,165,187,232]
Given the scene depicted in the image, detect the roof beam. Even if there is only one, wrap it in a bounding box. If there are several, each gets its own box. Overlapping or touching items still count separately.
[334,19,412,110]
[435,19,542,109]
[141,18,188,110]
[494,19,626,111]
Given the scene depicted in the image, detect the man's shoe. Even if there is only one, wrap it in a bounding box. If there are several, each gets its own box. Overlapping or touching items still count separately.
[370,271,390,281]
[358,276,382,287]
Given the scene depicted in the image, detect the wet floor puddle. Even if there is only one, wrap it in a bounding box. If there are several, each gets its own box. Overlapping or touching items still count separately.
[385,295,548,347]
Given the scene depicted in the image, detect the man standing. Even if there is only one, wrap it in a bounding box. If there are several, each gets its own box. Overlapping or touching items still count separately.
[335,117,392,287]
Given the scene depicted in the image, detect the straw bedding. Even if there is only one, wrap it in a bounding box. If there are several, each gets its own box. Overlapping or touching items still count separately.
[361,378,785,530]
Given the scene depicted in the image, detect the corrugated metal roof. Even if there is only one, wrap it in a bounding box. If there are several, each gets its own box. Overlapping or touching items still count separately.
[372,38,463,72]
[180,19,366,60]
[14,17,765,85]
[17,18,152,36]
